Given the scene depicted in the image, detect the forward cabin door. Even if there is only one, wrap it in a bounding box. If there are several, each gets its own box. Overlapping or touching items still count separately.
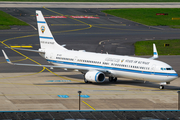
[151,64,156,75]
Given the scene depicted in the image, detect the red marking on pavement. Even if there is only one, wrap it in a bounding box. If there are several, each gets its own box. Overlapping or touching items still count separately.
[156,13,168,15]
[70,16,99,19]
[44,16,67,18]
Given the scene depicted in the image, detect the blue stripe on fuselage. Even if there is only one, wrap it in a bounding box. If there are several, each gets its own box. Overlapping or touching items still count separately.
[39,36,53,39]
[47,59,178,77]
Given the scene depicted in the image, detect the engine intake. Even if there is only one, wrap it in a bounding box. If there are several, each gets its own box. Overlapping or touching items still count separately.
[85,71,105,83]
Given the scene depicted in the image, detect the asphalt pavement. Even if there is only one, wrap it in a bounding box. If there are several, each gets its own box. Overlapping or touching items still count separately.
[0,8,180,74]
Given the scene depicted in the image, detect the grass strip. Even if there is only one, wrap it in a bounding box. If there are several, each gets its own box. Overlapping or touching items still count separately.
[0,11,28,29]
[0,25,10,30]
[102,8,180,28]
[135,39,180,55]
[0,0,179,1]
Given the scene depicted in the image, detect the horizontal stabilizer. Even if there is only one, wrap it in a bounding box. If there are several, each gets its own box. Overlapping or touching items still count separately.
[2,50,13,64]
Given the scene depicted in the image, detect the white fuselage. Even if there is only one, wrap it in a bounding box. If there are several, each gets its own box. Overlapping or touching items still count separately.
[42,49,178,83]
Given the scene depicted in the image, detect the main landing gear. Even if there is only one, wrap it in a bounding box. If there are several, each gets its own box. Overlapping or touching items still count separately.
[109,77,117,82]
[159,85,164,90]
[83,75,89,83]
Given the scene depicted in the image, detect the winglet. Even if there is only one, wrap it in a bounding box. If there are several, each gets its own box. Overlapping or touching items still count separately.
[2,50,13,64]
[149,44,158,60]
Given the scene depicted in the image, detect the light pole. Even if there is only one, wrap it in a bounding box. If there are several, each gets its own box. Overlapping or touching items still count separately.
[177,91,180,110]
[78,91,82,110]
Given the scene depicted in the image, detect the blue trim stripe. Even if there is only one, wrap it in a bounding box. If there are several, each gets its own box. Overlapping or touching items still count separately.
[40,36,53,39]
[6,59,10,62]
[37,21,46,23]
[47,60,178,77]
[95,72,100,82]
[154,52,157,55]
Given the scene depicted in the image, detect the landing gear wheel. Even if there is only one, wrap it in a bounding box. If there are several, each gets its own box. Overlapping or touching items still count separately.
[113,77,117,82]
[109,77,117,82]
[160,85,164,90]
[84,78,89,83]
[109,77,113,82]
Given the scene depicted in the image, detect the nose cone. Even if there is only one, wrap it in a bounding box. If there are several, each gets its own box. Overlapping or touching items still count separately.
[171,70,178,79]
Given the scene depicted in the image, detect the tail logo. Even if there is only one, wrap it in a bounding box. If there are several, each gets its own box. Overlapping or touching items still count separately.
[121,59,124,63]
[41,26,45,33]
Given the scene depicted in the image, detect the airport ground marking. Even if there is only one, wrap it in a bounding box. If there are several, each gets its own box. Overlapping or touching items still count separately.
[51,24,126,26]
[93,25,159,32]
[0,58,27,64]
[115,84,158,90]
[31,15,98,17]
[0,66,46,80]
[1,37,83,82]
[43,7,92,27]
[82,101,96,110]
[0,90,176,97]
[10,46,33,48]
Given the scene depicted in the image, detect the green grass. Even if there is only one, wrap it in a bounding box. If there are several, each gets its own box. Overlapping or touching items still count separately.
[0,0,179,1]
[0,25,10,30]
[0,11,28,29]
[102,8,180,27]
[135,39,180,55]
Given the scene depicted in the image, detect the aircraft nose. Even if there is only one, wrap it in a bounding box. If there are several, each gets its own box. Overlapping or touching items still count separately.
[173,70,178,78]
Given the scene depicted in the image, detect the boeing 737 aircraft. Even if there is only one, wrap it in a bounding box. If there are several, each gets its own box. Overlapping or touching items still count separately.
[2,10,178,89]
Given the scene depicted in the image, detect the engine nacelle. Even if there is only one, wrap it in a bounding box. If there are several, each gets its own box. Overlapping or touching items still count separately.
[85,71,105,83]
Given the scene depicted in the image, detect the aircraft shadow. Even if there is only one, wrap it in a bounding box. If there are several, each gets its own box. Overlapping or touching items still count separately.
[35,75,180,90]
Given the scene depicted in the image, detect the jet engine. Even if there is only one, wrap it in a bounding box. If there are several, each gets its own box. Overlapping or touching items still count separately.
[85,71,105,83]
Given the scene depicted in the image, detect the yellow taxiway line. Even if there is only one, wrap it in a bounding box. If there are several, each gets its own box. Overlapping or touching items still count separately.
[10,46,33,48]
[82,101,96,110]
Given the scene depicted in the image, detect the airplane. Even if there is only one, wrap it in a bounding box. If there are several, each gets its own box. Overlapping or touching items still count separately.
[2,10,178,90]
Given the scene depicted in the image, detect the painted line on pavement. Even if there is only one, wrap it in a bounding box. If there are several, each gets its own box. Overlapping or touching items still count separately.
[82,101,96,110]
[10,46,33,48]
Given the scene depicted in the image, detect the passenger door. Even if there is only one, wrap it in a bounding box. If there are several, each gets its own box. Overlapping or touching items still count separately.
[151,64,156,75]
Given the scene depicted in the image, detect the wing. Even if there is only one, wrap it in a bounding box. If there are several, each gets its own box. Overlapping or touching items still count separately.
[6,47,45,53]
[2,50,110,74]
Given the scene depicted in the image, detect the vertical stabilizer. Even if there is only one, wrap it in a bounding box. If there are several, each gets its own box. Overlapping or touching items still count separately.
[36,10,66,50]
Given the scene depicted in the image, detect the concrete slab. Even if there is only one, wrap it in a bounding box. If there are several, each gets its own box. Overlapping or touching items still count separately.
[0,71,179,111]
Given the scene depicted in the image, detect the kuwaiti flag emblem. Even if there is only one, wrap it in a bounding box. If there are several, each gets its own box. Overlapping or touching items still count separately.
[36,13,38,16]
[41,26,45,33]
[121,59,124,63]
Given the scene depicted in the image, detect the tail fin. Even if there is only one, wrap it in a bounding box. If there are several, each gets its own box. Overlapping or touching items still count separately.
[36,10,67,50]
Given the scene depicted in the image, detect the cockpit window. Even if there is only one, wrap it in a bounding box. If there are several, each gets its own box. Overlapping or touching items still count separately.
[166,68,173,70]
[161,67,173,70]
